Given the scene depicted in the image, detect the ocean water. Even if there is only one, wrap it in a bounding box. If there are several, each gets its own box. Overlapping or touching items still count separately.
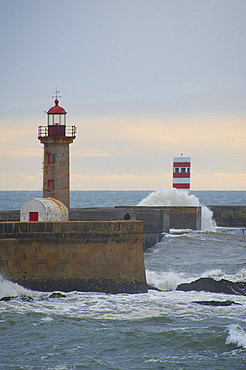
[0,189,246,369]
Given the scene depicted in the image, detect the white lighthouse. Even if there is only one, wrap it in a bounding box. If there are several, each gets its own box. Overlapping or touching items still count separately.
[172,155,191,193]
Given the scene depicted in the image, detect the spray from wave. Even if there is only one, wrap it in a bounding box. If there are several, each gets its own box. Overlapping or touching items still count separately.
[226,324,246,349]
[0,274,30,299]
[137,187,216,232]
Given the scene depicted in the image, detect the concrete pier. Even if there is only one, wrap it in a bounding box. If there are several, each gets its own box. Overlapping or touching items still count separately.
[70,207,170,250]
[70,206,201,249]
[0,221,147,293]
[208,206,246,227]
[0,205,202,250]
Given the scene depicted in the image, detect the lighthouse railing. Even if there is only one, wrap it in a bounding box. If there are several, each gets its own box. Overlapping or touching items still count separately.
[38,125,76,138]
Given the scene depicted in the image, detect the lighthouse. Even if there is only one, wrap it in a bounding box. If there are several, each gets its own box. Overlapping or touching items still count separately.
[38,96,76,210]
[172,155,191,192]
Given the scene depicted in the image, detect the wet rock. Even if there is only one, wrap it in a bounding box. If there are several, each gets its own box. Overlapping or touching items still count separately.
[49,292,66,298]
[0,295,34,302]
[147,284,162,292]
[176,277,246,296]
[0,296,16,302]
[193,300,240,306]
[19,295,34,302]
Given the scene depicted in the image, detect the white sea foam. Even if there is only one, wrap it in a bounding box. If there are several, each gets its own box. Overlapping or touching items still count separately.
[138,187,216,232]
[201,268,246,283]
[138,187,199,207]
[0,274,30,299]
[226,324,246,349]
[146,267,246,291]
[146,269,184,291]
[201,269,225,280]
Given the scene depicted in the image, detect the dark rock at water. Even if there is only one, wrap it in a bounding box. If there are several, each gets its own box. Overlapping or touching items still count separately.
[147,284,162,292]
[176,278,246,296]
[49,292,66,298]
[0,296,15,302]
[0,295,34,302]
[19,295,34,302]
[193,300,240,306]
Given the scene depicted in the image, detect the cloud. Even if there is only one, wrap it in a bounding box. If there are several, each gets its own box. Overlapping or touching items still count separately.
[72,148,110,157]
[192,172,246,190]
[0,113,245,190]
[0,173,42,190]
[71,171,171,190]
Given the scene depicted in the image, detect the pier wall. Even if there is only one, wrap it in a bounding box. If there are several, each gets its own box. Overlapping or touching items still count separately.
[1,206,245,228]
[70,206,201,248]
[208,206,246,227]
[0,221,147,293]
[70,207,170,250]
[0,206,202,250]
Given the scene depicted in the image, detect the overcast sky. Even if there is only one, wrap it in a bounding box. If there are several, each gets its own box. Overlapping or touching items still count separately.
[0,0,245,190]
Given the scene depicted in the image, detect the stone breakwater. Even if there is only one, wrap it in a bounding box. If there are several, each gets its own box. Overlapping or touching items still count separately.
[0,221,147,294]
[208,206,246,227]
[0,206,245,228]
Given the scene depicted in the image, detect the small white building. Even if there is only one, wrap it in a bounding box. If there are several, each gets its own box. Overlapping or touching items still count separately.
[20,198,69,222]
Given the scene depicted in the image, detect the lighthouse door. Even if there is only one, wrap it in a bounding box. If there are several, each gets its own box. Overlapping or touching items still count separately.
[29,212,38,221]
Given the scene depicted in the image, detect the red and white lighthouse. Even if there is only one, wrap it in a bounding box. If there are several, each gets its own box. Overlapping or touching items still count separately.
[172,155,191,192]
[38,95,76,210]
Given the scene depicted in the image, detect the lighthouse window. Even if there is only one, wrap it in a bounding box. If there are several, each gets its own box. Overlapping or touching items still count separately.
[187,168,190,173]
[181,168,186,173]
[47,180,54,191]
[175,168,179,173]
[60,115,66,125]
[48,153,55,164]
[53,114,60,124]
[48,115,53,125]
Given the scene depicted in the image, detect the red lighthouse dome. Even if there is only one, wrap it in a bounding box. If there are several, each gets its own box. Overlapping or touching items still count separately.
[47,98,67,128]
[47,99,67,115]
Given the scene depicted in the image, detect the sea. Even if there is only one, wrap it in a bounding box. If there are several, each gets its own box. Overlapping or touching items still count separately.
[0,189,246,369]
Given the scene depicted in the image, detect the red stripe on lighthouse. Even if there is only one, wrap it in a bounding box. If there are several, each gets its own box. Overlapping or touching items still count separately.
[173,183,190,189]
[173,173,190,178]
[173,162,191,167]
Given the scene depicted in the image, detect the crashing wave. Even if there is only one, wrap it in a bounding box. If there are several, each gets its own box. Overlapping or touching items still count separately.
[137,187,216,232]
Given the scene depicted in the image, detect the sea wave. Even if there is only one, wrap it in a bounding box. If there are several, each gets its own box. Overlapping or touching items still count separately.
[137,187,216,232]
[146,268,246,291]
[146,270,184,291]
[226,324,246,349]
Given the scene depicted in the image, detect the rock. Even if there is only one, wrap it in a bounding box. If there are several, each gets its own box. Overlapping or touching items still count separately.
[193,300,240,306]
[176,278,246,296]
[49,292,66,298]
[0,295,33,302]
[0,296,16,302]
[147,284,162,292]
[19,295,34,302]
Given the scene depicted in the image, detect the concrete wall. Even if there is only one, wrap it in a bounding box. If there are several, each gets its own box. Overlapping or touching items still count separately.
[70,207,170,250]
[208,206,246,227]
[70,206,201,232]
[0,210,20,221]
[2,206,246,228]
[116,206,201,231]
[0,221,147,294]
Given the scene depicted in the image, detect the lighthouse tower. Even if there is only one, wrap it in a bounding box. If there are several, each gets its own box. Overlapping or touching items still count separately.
[172,155,191,192]
[38,96,76,210]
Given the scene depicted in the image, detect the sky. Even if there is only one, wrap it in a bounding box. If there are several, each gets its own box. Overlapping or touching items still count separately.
[0,0,245,191]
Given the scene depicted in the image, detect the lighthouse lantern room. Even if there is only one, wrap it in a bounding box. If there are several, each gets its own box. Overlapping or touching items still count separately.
[38,96,76,211]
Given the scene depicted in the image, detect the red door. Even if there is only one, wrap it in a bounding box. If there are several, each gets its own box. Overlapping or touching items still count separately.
[29,212,38,221]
